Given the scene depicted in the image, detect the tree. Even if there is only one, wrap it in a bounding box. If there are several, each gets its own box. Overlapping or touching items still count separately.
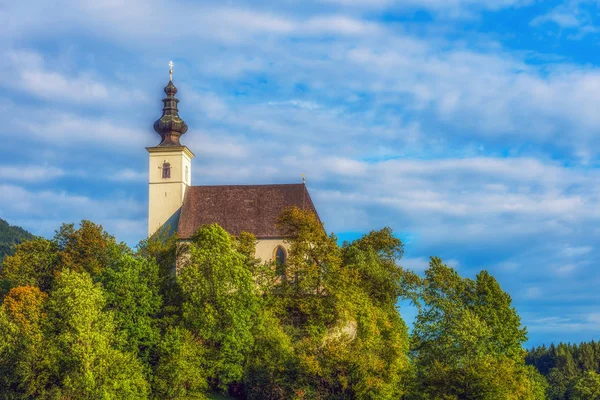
[152,326,209,399]
[409,257,544,399]
[136,228,183,329]
[47,269,150,398]
[179,224,260,392]
[1,221,128,294]
[572,370,600,400]
[0,217,34,262]
[244,309,297,399]
[251,208,412,399]
[0,286,51,398]
[54,220,128,278]
[100,254,162,366]
[1,238,59,292]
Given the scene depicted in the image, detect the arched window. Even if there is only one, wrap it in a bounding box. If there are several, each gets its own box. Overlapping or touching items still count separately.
[162,162,171,179]
[274,246,287,278]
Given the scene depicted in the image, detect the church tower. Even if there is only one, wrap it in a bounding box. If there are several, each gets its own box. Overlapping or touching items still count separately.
[147,63,194,236]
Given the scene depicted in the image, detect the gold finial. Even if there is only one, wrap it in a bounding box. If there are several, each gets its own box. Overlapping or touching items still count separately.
[169,60,173,81]
[302,173,306,184]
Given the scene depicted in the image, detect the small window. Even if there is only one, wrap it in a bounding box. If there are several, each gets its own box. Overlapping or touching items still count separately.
[275,246,287,278]
[162,162,171,179]
[275,246,287,265]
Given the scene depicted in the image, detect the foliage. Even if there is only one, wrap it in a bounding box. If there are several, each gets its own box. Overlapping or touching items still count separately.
[527,340,600,399]
[0,286,49,398]
[571,370,600,400]
[0,217,34,263]
[180,224,260,392]
[100,254,162,365]
[152,326,209,399]
[0,214,544,399]
[408,257,544,399]
[136,228,183,329]
[47,269,150,398]
[55,220,129,277]
[245,207,413,399]
[1,220,127,294]
[1,238,59,292]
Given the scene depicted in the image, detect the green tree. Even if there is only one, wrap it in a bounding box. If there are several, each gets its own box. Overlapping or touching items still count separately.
[0,286,51,398]
[409,257,543,400]
[136,229,183,329]
[1,221,128,294]
[1,238,59,292]
[0,217,34,262]
[55,220,128,278]
[249,208,412,399]
[47,269,150,399]
[179,224,260,392]
[152,326,209,399]
[547,346,579,400]
[100,254,162,366]
[244,309,297,399]
[571,370,600,400]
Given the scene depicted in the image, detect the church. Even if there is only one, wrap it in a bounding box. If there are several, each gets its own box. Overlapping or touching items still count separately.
[147,67,319,263]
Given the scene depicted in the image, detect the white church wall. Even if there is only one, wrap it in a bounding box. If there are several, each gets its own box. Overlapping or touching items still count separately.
[255,238,289,263]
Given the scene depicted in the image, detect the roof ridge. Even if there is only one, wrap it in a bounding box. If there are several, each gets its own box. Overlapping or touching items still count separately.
[190,183,304,189]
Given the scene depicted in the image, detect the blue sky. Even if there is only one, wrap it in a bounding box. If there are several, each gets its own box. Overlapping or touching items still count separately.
[1,0,599,346]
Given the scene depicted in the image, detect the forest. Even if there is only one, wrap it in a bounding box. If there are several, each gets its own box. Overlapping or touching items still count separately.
[0,208,595,399]
[0,218,33,262]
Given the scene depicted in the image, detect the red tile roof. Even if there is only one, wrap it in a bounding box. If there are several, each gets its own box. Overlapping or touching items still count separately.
[177,184,319,239]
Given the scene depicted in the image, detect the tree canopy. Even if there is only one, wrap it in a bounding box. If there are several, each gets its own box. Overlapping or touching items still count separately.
[0,212,547,399]
[0,218,34,263]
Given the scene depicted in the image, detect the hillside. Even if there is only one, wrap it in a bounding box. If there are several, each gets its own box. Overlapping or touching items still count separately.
[0,218,34,262]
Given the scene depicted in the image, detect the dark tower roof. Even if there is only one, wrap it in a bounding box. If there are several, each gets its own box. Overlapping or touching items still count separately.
[153,76,188,147]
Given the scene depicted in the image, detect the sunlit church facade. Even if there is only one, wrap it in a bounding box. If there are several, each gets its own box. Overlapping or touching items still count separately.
[147,70,319,264]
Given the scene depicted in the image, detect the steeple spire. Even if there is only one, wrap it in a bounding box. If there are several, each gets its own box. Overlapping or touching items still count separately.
[153,61,188,147]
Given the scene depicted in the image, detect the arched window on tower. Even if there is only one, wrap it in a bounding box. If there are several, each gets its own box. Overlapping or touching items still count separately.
[274,246,287,278]
[162,162,171,179]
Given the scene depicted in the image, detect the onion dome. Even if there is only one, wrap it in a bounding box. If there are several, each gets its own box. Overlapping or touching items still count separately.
[153,68,188,146]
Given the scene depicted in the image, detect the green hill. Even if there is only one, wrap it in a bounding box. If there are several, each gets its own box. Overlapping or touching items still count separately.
[0,218,34,262]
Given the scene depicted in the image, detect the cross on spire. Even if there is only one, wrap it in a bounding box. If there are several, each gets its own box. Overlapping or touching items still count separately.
[169,60,173,81]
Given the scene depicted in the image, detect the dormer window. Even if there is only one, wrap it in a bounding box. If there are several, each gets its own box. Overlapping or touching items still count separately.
[162,162,171,179]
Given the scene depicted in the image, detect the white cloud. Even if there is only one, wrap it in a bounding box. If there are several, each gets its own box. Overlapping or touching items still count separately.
[530,0,599,37]
[318,0,529,14]
[1,184,145,244]
[110,169,147,182]
[524,286,542,299]
[304,15,381,35]
[0,50,148,105]
[560,245,593,258]
[527,313,600,333]
[401,257,430,271]
[0,165,65,182]
[20,69,109,102]
[555,264,578,276]
[18,112,147,149]
[531,10,582,29]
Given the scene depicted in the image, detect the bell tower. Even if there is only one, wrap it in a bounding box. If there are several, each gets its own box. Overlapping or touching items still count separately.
[147,62,194,236]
